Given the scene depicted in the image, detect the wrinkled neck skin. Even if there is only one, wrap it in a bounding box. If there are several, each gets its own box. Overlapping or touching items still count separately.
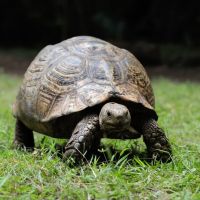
[99,102,139,139]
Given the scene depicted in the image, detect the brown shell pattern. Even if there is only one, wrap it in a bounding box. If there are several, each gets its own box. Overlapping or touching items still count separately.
[13,36,155,123]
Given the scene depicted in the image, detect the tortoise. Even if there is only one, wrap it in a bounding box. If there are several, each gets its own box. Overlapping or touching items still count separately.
[13,36,171,162]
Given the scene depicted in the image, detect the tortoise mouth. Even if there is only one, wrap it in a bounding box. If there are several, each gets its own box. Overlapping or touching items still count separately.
[101,122,130,132]
[101,123,139,139]
[101,125,133,139]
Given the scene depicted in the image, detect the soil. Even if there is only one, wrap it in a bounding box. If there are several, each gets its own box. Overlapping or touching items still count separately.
[146,65,200,82]
[0,50,200,82]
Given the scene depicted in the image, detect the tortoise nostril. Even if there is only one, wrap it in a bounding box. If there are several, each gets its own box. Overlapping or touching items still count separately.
[107,111,111,117]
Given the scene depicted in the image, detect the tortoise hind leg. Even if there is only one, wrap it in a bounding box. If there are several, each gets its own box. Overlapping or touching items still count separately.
[13,119,35,151]
[141,119,172,162]
[63,114,101,162]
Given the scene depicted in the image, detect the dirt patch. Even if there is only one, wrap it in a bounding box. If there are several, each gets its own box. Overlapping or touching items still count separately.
[1,50,200,82]
[146,65,200,82]
[0,49,37,75]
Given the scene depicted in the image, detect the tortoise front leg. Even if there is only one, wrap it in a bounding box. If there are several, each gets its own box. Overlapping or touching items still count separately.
[63,114,101,161]
[141,119,172,162]
[13,119,35,151]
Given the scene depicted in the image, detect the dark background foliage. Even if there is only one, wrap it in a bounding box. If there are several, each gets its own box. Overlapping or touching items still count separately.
[0,0,200,72]
[1,0,199,47]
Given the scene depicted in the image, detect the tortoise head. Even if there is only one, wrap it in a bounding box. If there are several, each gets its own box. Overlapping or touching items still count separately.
[99,102,135,136]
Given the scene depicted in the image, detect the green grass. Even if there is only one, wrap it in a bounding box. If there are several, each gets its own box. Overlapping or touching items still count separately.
[0,73,200,199]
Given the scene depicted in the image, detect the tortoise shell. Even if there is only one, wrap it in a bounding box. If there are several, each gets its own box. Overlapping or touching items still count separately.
[13,36,156,132]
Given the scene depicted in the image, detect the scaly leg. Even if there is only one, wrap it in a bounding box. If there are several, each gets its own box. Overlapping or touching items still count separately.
[13,119,34,150]
[142,119,172,162]
[63,114,101,161]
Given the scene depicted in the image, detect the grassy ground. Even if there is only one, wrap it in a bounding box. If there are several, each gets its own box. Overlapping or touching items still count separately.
[0,73,200,199]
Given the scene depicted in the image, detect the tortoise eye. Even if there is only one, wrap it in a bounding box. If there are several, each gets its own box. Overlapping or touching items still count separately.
[107,111,111,117]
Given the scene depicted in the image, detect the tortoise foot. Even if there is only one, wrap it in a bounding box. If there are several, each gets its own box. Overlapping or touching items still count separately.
[63,148,81,163]
[13,140,34,152]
